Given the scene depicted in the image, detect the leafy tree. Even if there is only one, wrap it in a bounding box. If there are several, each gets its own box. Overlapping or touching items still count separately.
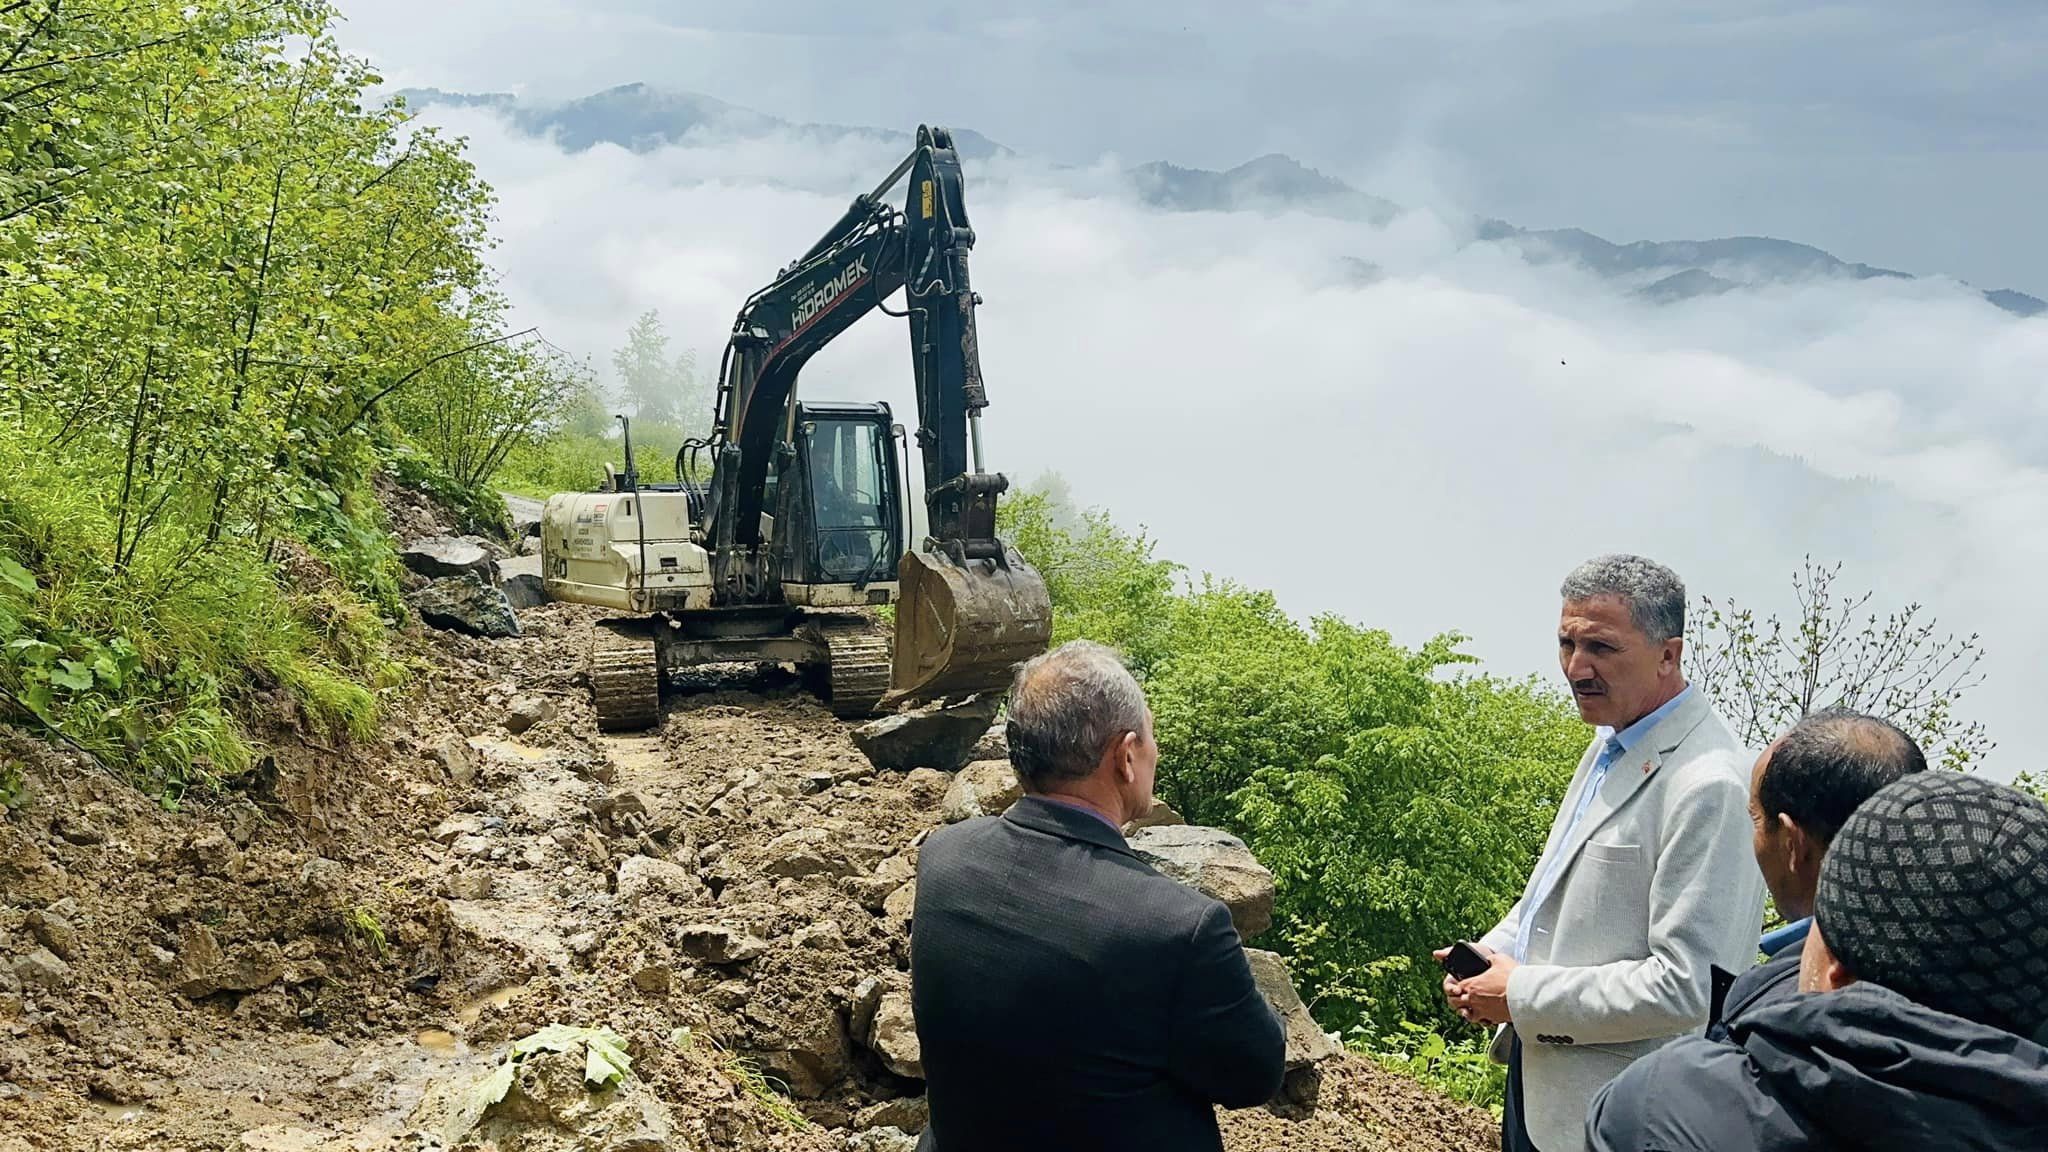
[389,311,591,490]
[1687,558,1991,769]
[0,0,540,790]
[2017,772,2046,805]
[611,310,710,432]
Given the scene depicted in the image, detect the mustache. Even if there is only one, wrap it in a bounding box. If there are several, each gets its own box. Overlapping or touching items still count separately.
[1571,678,1607,695]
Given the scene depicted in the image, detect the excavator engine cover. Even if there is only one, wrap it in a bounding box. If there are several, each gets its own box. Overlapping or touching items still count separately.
[889,545,1052,703]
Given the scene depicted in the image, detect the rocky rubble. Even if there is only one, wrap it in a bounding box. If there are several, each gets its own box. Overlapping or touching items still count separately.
[851,696,1001,772]
[410,572,523,638]
[1129,824,1277,940]
[0,481,1497,1152]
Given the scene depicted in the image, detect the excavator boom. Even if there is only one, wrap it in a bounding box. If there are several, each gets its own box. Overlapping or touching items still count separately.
[704,126,1050,706]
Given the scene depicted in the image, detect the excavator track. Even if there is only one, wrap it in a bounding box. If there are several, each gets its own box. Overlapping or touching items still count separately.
[819,620,891,718]
[590,624,661,732]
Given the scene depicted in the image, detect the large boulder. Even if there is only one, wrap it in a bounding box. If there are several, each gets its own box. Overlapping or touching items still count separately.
[401,535,497,581]
[1243,949,1341,1069]
[1129,825,1274,940]
[852,695,1002,773]
[500,573,547,610]
[408,574,520,639]
[1122,798,1185,835]
[939,760,1022,824]
[1244,948,1342,1112]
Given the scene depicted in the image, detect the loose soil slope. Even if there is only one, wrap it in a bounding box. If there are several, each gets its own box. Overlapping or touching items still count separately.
[0,496,1497,1152]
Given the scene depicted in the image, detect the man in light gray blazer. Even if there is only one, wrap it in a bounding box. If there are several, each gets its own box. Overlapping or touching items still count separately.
[1437,555,1765,1152]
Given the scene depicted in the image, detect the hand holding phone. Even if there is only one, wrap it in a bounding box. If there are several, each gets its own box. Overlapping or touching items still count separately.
[1440,940,1492,981]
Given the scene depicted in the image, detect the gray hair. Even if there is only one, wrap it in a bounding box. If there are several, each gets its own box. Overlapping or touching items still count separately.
[1560,554,1686,642]
[1005,640,1149,788]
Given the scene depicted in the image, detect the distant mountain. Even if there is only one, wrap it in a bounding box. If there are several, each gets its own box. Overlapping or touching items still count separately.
[1637,267,1739,304]
[1131,154,1400,225]
[1984,288,2048,318]
[394,84,2043,318]
[395,83,1009,161]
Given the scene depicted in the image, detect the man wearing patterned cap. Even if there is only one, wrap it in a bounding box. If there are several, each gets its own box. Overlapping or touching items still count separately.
[1586,771,2048,1151]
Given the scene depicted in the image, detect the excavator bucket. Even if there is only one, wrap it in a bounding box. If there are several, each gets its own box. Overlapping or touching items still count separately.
[887,546,1053,706]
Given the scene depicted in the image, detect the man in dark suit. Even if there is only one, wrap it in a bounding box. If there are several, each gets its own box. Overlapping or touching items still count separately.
[911,639,1286,1152]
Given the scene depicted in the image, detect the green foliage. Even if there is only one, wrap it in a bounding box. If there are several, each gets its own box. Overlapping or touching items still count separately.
[387,311,592,493]
[1357,1020,1507,1116]
[0,757,24,809]
[1688,558,1991,769]
[498,420,706,500]
[999,483,1583,1043]
[611,310,711,432]
[998,485,1181,676]
[0,0,525,791]
[0,454,388,797]
[710,1040,809,1131]
[341,904,389,959]
[445,1024,636,1145]
[2016,772,2046,805]
[1236,670,1582,1034]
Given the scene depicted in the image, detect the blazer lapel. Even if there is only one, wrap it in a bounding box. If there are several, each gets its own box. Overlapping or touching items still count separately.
[1541,691,1714,892]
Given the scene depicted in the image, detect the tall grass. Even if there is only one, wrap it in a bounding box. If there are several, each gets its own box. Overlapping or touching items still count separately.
[0,441,400,802]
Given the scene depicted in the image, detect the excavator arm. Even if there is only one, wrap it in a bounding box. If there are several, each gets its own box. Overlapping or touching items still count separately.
[702,126,1050,704]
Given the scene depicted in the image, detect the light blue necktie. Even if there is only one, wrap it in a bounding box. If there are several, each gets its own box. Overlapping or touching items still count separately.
[1515,735,1624,961]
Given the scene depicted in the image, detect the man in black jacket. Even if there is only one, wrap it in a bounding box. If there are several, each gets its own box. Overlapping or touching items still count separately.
[1587,771,2048,1152]
[911,640,1286,1152]
[1708,709,1925,1039]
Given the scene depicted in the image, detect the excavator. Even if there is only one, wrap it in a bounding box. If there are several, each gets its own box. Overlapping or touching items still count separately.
[539,126,1052,730]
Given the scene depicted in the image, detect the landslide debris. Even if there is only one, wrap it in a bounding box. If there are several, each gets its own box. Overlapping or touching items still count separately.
[0,484,1498,1152]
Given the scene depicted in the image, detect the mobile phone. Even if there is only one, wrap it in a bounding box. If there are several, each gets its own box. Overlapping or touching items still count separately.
[1441,940,1492,980]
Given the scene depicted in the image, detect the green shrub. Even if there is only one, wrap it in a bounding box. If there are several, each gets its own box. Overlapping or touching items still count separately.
[0,449,394,801]
[1001,484,1583,1039]
[497,420,708,500]
[1357,1020,1507,1114]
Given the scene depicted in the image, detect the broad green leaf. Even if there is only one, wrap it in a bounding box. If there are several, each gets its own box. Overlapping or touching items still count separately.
[0,557,34,593]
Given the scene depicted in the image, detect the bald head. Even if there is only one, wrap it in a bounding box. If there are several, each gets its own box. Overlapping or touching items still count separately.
[1751,708,1928,922]
[1761,709,1928,843]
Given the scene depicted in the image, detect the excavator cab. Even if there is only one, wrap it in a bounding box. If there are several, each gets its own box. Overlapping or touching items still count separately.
[781,403,904,596]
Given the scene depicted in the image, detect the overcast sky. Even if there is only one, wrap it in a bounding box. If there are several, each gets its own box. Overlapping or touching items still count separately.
[335,0,2047,292]
[333,3,2047,769]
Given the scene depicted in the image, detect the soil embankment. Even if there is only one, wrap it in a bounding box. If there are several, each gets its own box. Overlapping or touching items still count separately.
[0,495,1497,1152]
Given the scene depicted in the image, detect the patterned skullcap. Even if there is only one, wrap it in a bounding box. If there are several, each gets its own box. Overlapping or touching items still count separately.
[1815,771,2048,1037]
